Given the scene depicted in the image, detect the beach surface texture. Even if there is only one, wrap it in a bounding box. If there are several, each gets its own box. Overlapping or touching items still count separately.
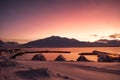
[0,59,120,80]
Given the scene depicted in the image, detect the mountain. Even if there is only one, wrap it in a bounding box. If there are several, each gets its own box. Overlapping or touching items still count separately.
[0,40,20,50]
[95,39,120,47]
[21,36,120,48]
[21,36,81,47]
[1,36,120,49]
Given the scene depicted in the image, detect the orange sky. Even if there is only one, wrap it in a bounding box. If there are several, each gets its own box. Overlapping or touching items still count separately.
[0,0,120,43]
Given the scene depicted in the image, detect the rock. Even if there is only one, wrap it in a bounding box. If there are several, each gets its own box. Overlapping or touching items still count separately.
[97,54,113,62]
[77,55,89,62]
[0,59,19,67]
[32,54,46,61]
[15,68,53,79]
[54,54,66,61]
[111,56,120,62]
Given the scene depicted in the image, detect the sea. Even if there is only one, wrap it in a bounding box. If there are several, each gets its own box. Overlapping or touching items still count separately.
[16,47,120,61]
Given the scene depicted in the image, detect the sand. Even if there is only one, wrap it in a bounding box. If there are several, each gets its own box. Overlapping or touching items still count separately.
[0,59,120,80]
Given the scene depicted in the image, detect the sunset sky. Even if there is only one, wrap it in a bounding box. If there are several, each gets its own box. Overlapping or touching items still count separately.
[0,0,120,43]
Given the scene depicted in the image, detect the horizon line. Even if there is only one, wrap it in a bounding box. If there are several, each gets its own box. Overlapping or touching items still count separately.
[0,35,119,44]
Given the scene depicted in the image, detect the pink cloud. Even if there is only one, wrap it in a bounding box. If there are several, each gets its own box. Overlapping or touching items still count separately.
[109,33,120,39]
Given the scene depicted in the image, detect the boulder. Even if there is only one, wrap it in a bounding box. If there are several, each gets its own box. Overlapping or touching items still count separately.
[97,54,113,62]
[111,56,120,62]
[77,55,89,62]
[55,54,66,61]
[32,54,46,61]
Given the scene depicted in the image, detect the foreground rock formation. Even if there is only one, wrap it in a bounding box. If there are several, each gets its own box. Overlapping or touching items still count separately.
[54,54,66,61]
[93,50,120,62]
[32,54,46,61]
[77,55,89,62]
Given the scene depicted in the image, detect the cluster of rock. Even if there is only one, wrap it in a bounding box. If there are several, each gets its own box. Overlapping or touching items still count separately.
[31,54,90,62]
[97,54,112,62]
[31,54,67,61]
[0,59,19,67]
[0,49,22,59]
[1,48,119,62]
[15,68,53,79]
[97,54,120,62]
[93,50,120,62]
[78,50,120,62]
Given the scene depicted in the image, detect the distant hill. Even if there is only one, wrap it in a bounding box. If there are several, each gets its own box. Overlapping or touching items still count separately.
[21,36,81,47]
[0,40,20,50]
[21,36,120,48]
[1,36,120,49]
[95,39,120,47]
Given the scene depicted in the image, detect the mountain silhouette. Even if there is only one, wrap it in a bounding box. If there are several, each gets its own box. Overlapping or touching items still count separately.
[0,40,19,50]
[21,36,81,47]
[21,36,120,48]
[1,36,120,49]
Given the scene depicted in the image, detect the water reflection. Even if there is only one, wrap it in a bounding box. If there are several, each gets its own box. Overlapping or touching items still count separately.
[16,47,120,61]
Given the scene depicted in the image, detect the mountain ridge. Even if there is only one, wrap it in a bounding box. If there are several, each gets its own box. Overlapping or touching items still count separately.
[0,36,120,49]
[0,40,20,49]
[21,36,120,48]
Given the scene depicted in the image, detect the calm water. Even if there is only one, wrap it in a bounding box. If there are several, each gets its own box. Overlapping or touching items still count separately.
[16,47,120,61]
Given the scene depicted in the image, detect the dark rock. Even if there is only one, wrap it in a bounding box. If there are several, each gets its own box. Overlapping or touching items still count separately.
[0,59,19,67]
[15,68,52,79]
[10,52,25,59]
[54,54,66,61]
[77,55,89,62]
[97,54,113,62]
[32,54,46,61]
[111,56,120,62]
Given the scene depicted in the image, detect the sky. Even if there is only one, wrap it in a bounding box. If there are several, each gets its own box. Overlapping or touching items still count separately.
[0,0,120,43]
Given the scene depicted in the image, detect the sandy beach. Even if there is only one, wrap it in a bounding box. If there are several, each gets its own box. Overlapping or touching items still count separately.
[0,59,120,80]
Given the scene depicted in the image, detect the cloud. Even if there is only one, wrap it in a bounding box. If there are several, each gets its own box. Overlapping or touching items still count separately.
[95,39,108,43]
[109,33,120,39]
[91,35,97,37]
[101,36,106,38]
[0,38,30,43]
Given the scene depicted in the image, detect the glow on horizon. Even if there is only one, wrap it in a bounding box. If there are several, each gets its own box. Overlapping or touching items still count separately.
[0,0,120,43]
